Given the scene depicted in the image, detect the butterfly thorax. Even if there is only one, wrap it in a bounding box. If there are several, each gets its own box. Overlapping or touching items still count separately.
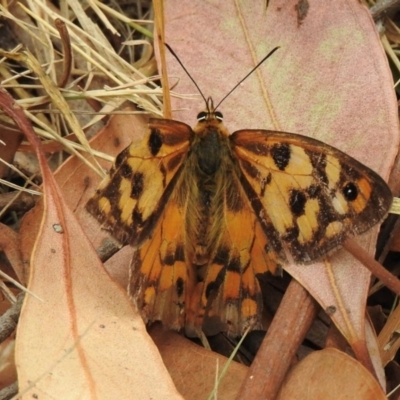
[192,98,230,175]
[178,110,236,272]
[192,122,228,176]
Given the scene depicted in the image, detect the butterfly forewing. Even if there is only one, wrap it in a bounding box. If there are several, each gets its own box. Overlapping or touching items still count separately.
[231,129,393,263]
[86,119,192,246]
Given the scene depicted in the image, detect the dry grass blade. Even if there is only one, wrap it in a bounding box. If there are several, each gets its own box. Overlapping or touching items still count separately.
[0,0,163,175]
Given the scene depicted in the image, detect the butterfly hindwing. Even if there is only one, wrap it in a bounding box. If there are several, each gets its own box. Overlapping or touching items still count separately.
[231,129,393,263]
[86,118,193,246]
[186,163,283,336]
[129,195,195,330]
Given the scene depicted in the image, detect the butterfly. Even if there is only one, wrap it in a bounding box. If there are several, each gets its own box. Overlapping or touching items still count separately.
[86,92,392,337]
[86,43,393,336]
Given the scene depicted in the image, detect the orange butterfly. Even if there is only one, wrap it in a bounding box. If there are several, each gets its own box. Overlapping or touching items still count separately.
[86,49,392,337]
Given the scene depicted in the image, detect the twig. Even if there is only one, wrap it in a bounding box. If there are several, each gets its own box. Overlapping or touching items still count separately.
[0,382,18,400]
[236,279,319,400]
[0,191,37,213]
[55,19,72,88]
[343,237,400,296]
[370,0,400,20]
[0,292,25,343]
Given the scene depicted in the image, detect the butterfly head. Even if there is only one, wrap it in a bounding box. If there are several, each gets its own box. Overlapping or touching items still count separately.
[196,97,224,123]
[193,97,230,138]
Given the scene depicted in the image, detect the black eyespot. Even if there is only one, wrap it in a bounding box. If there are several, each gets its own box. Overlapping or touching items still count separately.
[215,111,223,121]
[342,182,358,201]
[197,111,207,121]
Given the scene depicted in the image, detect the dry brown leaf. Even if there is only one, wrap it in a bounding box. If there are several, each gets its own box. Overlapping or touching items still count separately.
[0,291,18,390]
[277,348,386,400]
[0,224,24,284]
[0,338,16,390]
[161,0,398,377]
[0,125,23,179]
[151,326,247,399]
[17,189,181,398]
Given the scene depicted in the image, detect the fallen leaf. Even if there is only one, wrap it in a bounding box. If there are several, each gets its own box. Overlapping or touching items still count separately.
[151,326,247,399]
[277,348,386,400]
[162,0,398,377]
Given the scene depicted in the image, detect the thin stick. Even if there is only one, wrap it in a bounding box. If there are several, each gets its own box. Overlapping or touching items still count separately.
[55,19,72,88]
[343,237,400,296]
[236,280,318,400]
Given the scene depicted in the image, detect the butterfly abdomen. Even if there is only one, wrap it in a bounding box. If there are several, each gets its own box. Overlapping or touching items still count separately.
[182,126,230,265]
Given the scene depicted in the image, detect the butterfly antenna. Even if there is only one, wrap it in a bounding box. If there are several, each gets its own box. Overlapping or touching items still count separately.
[164,43,208,107]
[214,46,280,110]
